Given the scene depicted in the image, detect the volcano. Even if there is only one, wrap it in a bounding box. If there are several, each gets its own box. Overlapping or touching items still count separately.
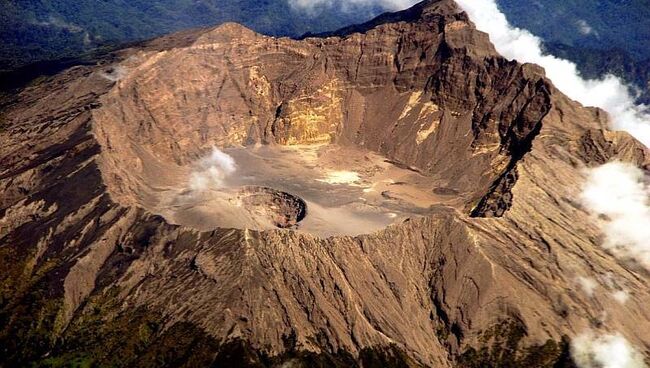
[0,0,649,366]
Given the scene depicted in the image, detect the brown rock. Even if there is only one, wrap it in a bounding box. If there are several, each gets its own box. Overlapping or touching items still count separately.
[0,0,648,366]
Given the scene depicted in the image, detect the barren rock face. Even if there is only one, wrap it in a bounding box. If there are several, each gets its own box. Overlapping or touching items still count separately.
[236,186,307,229]
[0,0,649,366]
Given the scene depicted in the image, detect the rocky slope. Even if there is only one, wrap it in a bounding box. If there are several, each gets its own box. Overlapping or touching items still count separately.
[0,0,649,366]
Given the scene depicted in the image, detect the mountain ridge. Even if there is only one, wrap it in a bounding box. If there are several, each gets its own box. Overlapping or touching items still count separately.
[1,0,649,366]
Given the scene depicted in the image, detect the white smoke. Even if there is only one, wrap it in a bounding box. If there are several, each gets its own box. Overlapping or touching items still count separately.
[454,0,650,147]
[571,332,647,368]
[288,0,419,13]
[189,147,237,191]
[580,162,650,271]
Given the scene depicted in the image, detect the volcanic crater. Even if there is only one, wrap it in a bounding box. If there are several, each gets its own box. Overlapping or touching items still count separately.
[91,9,498,237]
[99,138,452,237]
[3,0,650,366]
[237,186,307,229]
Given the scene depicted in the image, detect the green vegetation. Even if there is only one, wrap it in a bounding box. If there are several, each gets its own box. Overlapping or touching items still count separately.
[497,0,650,104]
[2,0,649,102]
[35,355,94,368]
[497,0,650,61]
[457,320,575,368]
[1,277,426,368]
[544,42,650,104]
[0,0,384,71]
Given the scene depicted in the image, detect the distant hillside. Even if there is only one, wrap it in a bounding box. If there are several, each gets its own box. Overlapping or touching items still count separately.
[543,42,650,104]
[1,0,649,103]
[497,0,650,61]
[0,0,386,71]
[496,0,650,104]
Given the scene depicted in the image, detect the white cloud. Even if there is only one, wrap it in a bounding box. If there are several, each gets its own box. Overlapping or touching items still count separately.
[572,332,646,368]
[580,162,650,270]
[454,0,650,148]
[600,273,630,304]
[612,290,630,304]
[189,147,237,191]
[577,276,598,297]
[427,3,649,366]
[455,0,650,277]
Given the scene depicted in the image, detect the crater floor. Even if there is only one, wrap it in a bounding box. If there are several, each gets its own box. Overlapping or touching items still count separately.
[152,144,461,237]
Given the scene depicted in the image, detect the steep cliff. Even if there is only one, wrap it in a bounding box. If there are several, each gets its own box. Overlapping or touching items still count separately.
[0,0,648,367]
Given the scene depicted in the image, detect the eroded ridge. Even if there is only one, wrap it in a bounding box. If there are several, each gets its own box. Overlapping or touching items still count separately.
[2,0,650,367]
[93,2,556,235]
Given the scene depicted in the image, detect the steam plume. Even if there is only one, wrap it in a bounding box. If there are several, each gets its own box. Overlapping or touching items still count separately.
[580,162,650,271]
[189,147,237,191]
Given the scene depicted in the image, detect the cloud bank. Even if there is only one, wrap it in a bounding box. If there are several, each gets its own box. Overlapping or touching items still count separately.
[189,148,237,191]
[572,332,646,368]
[580,162,650,271]
[454,0,650,147]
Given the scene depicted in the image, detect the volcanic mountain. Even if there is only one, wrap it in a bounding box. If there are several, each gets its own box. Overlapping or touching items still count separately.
[1,0,649,366]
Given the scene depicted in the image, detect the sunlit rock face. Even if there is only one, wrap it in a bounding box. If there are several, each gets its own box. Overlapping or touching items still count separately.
[0,0,649,366]
[89,1,551,236]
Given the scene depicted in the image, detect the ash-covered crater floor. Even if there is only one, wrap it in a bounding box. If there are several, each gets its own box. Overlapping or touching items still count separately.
[153,144,461,237]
